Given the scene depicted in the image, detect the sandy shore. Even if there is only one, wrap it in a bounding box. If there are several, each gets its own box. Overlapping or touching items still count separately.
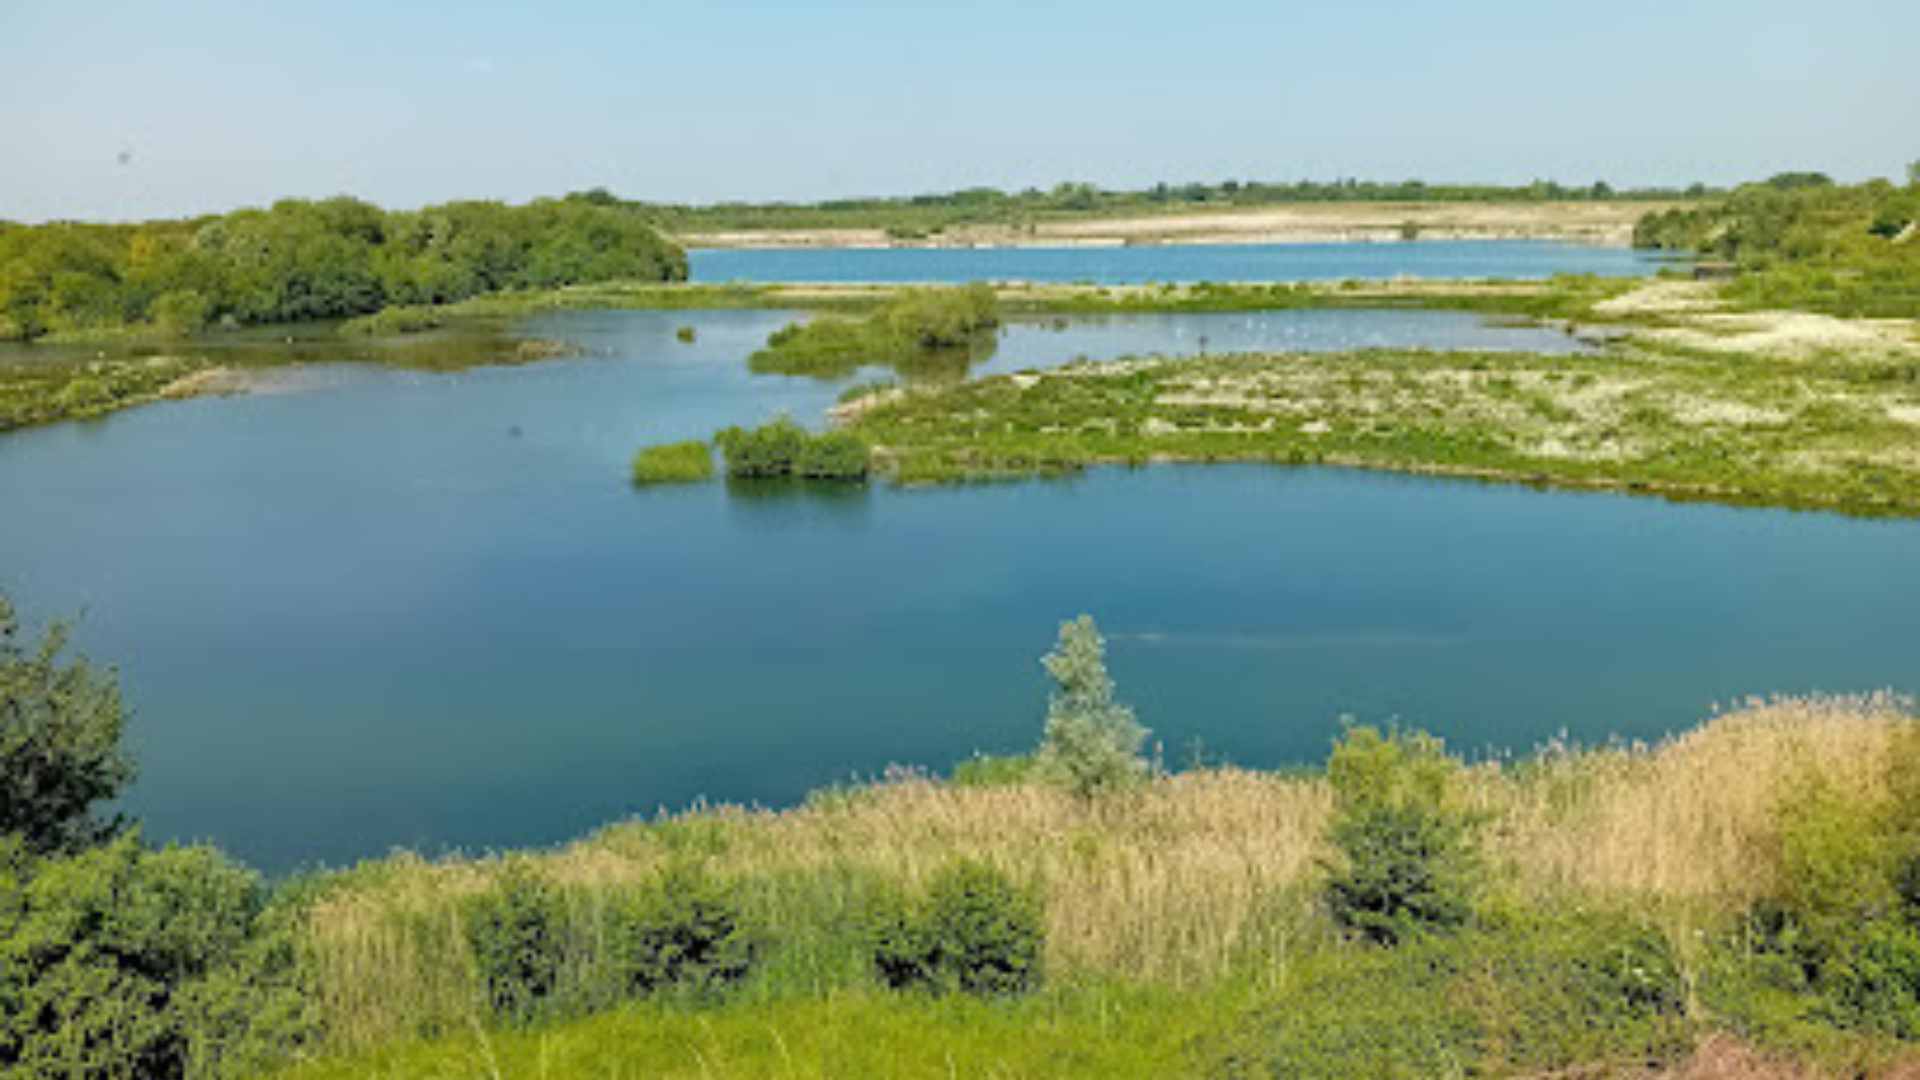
[677,201,1678,251]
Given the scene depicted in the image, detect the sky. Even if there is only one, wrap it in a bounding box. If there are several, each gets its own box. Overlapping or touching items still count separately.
[2,0,1916,222]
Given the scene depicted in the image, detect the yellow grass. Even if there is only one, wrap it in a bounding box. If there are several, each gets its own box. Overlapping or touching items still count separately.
[302,694,1911,1053]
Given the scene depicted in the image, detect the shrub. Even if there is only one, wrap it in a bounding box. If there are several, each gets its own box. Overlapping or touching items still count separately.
[949,753,1040,788]
[869,860,1044,997]
[794,430,869,479]
[715,417,809,478]
[1321,726,1481,945]
[602,866,756,1000]
[0,833,311,1079]
[463,863,565,1023]
[714,419,869,482]
[1034,615,1149,797]
[149,289,211,336]
[675,324,696,343]
[337,305,443,337]
[0,595,135,855]
[630,440,714,485]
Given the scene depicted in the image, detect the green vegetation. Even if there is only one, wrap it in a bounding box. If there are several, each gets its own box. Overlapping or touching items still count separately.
[748,283,1000,378]
[675,323,696,343]
[1635,173,1920,317]
[713,418,870,481]
[844,342,1920,517]
[1035,615,1151,797]
[1322,727,1481,945]
[0,195,686,342]
[335,304,444,336]
[570,177,1713,237]
[14,588,1920,1075]
[630,440,715,485]
[870,859,1046,997]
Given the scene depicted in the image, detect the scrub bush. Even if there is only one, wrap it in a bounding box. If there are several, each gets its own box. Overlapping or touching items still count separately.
[630,440,714,484]
[463,863,565,1023]
[1322,726,1481,945]
[602,866,757,1000]
[870,860,1044,997]
[1034,615,1149,798]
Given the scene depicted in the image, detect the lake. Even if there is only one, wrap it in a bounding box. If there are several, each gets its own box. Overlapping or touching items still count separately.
[690,239,1669,284]
[2,294,1912,874]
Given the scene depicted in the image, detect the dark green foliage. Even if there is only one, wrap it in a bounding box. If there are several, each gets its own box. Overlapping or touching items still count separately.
[870,860,1044,997]
[1321,726,1481,945]
[674,324,696,343]
[794,430,870,479]
[714,418,869,481]
[463,864,565,1023]
[0,597,134,856]
[0,196,686,341]
[601,866,757,1000]
[0,833,317,1079]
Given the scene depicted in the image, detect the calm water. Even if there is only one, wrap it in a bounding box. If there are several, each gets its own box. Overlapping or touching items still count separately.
[2,307,1913,873]
[691,240,1667,284]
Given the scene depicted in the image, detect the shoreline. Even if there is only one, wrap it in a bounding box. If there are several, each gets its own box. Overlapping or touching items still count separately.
[676,200,1676,251]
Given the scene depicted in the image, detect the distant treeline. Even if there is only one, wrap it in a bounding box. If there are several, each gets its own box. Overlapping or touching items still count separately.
[1634,170,1920,317]
[576,177,1717,236]
[0,197,686,341]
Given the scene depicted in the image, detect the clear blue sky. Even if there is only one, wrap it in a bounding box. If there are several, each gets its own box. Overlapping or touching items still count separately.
[3,0,1916,221]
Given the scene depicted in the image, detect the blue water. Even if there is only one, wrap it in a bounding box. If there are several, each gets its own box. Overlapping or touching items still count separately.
[691,240,1666,284]
[1,307,1912,874]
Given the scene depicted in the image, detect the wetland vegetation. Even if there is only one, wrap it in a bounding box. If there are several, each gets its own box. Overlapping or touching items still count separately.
[10,593,1920,1077]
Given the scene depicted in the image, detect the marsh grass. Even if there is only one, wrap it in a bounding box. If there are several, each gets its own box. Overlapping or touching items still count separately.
[630,440,715,485]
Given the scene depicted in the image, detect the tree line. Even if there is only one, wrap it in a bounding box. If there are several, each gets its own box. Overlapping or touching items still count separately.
[0,196,687,341]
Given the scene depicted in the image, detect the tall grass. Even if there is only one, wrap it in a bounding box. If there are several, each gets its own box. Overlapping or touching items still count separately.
[292,696,1910,1057]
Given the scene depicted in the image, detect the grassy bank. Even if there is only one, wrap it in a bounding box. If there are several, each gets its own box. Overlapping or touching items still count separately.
[840,339,1920,516]
[271,695,1920,1077]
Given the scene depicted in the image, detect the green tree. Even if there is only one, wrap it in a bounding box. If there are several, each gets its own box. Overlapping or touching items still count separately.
[1321,725,1481,945]
[0,596,134,855]
[1034,615,1149,797]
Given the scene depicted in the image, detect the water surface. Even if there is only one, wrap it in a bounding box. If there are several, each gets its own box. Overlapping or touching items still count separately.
[1,308,1909,873]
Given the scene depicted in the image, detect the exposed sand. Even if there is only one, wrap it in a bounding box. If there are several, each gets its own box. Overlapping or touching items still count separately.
[1593,280,1920,361]
[678,201,1678,250]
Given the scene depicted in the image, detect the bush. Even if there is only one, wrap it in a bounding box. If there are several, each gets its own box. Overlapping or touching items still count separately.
[463,863,565,1023]
[747,284,999,377]
[602,866,756,1000]
[1,595,134,855]
[1034,615,1149,798]
[1321,726,1481,945]
[149,289,211,336]
[675,324,696,343]
[337,305,444,337]
[630,440,714,485]
[870,860,1045,997]
[714,419,869,482]
[0,833,313,1079]
[794,430,870,479]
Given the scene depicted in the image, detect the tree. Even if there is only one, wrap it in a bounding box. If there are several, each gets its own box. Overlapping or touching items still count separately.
[0,595,134,854]
[1035,615,1148,797]
[1321,725,1481,945]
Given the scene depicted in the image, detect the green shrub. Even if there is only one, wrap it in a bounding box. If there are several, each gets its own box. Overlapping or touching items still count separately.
[748,284,999,377]
[0,833,312,1079]
[1321,726,1481,945]
[869,860,1044,997]
[463,863,565,1023]
[630,440,714,485]
[0,596,135,855]
[794,430,870,479]
[949,753,1040,788]
[602,866,757,1000]
[674,324,696,343]
[716,417,809,478]
[149,289,211,336]
[338,305,444,337]
[1034,615,1149,798]
[714,419,869,482]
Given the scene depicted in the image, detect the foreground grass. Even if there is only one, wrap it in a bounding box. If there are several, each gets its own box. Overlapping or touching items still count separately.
[841,339,1920,515]
[274,982,1233,1080]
